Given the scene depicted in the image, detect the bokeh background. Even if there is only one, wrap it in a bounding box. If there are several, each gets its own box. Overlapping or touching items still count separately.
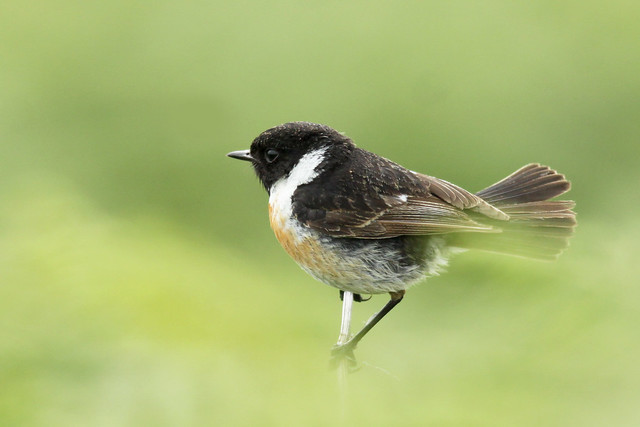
[2,1,639,425]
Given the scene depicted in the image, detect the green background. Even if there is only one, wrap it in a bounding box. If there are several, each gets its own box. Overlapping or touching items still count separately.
[2,1,639,425]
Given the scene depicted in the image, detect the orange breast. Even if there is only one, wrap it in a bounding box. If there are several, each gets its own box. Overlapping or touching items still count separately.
[269,204,299,259]
[269,204,311,263]
[268,204,342,281]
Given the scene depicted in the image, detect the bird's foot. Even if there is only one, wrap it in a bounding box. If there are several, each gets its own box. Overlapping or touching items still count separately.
[330,341,359,372]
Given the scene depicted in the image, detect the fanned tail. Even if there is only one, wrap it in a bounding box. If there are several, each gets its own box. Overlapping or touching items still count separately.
[476,163,571,205]
[449,164,576,260]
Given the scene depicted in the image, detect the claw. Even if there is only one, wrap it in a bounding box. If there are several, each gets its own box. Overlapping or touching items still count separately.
[339,291,372,302]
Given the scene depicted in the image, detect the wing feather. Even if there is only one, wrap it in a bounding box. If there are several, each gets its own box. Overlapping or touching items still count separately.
[415,173,509,220]
[292,148,505,239]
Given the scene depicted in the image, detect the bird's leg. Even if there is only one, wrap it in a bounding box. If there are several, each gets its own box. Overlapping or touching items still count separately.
[336,291,354,346]
[331,290,405,359]
[331,291,357,370]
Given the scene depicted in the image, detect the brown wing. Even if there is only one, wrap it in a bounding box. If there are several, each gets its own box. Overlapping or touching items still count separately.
[414,172,509,221]
[292,148,508,239]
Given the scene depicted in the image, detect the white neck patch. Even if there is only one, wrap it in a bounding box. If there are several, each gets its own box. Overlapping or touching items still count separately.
[269,147,327,220]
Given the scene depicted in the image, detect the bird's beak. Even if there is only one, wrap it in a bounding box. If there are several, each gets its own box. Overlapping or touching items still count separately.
[227,150,254,162]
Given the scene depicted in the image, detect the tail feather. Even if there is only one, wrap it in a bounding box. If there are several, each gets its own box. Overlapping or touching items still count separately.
[495,200,575,215]
[476,163,571,205]
[449,164,576,260]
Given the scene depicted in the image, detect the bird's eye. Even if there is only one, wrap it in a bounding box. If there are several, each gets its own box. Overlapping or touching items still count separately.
[265,149,279,163]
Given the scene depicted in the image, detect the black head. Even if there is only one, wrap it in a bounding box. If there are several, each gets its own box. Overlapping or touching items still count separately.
[227,122,354,191]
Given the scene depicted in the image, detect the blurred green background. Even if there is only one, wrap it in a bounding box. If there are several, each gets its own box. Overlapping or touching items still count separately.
[2,1,639,425]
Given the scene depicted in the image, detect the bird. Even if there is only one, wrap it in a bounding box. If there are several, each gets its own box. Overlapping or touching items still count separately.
[227,121,576,356]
